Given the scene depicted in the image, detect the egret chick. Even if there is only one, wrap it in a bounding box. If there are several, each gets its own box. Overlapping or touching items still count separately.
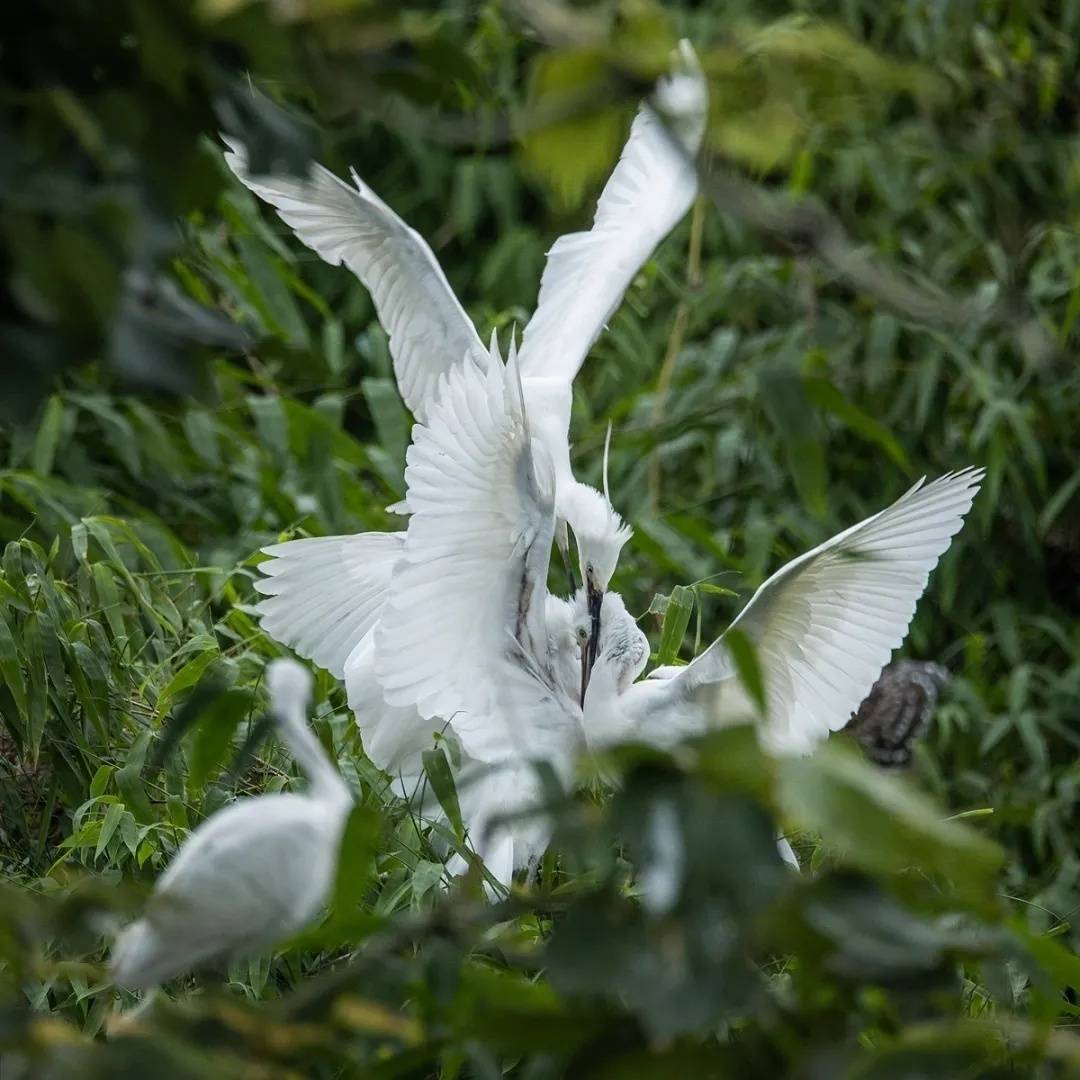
[110,659,351,991]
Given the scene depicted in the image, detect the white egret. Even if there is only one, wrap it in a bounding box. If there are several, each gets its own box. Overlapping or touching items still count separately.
[110,659,350,990]
[580,469,983,756]
[367,347,600,879]
[342,591,591,887]
[252,344,594,887]
[225,39,707,602]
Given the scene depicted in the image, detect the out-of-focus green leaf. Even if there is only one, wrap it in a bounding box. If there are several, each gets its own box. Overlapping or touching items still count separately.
[778,741,1004,903]
[188,687,254,790]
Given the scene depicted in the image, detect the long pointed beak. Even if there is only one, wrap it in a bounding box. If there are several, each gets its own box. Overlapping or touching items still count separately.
[584,571,603,700]
[579,643,592,708]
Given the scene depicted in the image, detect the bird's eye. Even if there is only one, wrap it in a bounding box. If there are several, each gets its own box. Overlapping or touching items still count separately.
[576,627,589,642]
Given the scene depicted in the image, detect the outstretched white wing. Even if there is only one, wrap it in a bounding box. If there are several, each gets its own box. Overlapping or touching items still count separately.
[633,469,983,754]
[373,350,580,766]
[517,40,707,390]
[223,139,486,420]
[255,532,404,679]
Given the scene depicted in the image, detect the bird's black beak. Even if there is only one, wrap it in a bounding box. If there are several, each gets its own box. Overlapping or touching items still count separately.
[579,572,603,707]
[586,571,602,682]
[579,640,592,708]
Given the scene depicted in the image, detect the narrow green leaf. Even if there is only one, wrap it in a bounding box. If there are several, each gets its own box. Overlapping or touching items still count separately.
[656,585,694,665]
[154,649,220,723]
[95,802,124,859]
[805,376,909,469]
[0,608,29,728]
[32,395,65,476]
[758,359,828,517]
[70,521,88,565]
[361,377,410,467]
[332,804,381,917]
[89,764,113,798]
[423,747,464,841]
[189,688,253,790]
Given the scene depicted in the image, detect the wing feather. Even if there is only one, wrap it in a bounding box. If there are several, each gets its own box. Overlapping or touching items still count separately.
[373,353,579,766]
[517,41,707,387]
[255,532,404,678]
[223,139,485,420]
[654,469,983,753]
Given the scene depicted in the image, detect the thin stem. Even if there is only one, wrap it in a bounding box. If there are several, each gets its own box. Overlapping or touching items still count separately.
[648,196,706,509]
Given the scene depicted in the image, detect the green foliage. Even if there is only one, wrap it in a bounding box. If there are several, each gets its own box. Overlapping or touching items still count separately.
[3,0,1080,1075]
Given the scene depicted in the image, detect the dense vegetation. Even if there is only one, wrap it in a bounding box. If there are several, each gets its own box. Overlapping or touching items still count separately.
[3,1,1080,1075]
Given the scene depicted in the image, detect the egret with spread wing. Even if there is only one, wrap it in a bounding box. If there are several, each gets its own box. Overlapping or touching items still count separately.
[369,345,599,879]
[580,470,983,756]
[226,40,706,604]
[110,660,350,991]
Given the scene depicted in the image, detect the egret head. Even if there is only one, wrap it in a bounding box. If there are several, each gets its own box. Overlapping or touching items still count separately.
[562,482,632,597]
[266,658,313,730]
[545,592,590,702]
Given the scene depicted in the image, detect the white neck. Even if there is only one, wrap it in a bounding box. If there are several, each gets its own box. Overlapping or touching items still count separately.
[280,715,351,810]
[581,655,629,750]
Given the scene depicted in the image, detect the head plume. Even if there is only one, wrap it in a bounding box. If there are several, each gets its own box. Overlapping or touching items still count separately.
[562,483,632,592]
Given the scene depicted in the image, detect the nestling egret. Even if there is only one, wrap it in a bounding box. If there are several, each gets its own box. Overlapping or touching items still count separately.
[110,659,350,990]
[343,588,593,886]
[580,469,983,756]
[225,39,707,609]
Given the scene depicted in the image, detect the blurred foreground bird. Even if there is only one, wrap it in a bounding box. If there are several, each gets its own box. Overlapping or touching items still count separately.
[227,40,707,605]
[843,659,950,768]
[110,660,350,991]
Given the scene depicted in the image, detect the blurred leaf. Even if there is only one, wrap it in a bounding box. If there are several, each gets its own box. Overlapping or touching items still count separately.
[778,741,1004,902]
[188,688,254,790]
[520,50,628,209]
[332,804,382,921]
[723,628,766,716]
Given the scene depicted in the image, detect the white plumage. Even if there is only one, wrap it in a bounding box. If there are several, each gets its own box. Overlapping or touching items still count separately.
[254,532,404,679]
[226,41,708,595]
[581,469,984,756]
[221,138,486,419]
[110,660,350,990]
[227,44,984,893]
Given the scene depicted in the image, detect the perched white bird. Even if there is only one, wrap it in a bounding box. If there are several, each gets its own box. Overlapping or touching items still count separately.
[225,39,707,601]
[110,660,350,991]
[580,469,984,756]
